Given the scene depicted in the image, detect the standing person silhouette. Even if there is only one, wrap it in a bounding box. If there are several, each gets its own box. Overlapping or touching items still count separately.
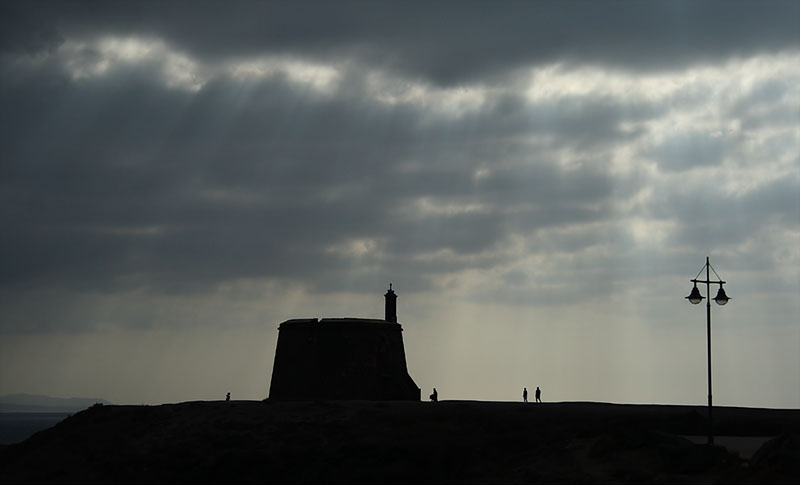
[226,392,230,401]
[523,387,528,403]
[535,387,541,403]
[430,388,438,402]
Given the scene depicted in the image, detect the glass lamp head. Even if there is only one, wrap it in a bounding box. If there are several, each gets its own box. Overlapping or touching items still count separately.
[686,284,704,304]
[713,285,730,306]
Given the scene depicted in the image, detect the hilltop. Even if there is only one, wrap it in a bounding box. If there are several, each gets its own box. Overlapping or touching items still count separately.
[0,394,111,413]
[1,400,798,484]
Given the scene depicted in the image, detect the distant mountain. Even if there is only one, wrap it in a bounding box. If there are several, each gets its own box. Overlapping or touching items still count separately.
[0,394,111,413]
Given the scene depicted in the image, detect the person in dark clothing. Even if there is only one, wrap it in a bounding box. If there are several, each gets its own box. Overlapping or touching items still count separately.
[429,388,438,402]
[535,387,541,403]
[523,387,528,403]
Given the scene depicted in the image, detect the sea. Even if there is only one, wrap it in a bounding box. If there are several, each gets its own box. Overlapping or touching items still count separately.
[0,412,71,445]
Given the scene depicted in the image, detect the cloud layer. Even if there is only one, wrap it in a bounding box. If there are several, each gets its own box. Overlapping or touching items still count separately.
[1,1,798,406]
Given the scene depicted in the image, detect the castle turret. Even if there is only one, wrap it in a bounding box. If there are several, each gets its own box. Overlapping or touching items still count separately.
[384,283,397,323]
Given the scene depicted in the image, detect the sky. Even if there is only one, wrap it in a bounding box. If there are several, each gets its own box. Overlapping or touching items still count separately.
[1,1,798,408]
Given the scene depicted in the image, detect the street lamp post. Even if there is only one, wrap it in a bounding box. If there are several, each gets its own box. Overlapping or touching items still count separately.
[685,256,730,445]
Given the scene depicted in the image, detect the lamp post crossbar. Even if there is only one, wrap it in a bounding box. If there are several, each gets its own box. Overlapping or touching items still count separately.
[690,278,725,285]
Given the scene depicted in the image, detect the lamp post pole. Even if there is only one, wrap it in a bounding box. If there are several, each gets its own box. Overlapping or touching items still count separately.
[705,258,713,445]
[686,256,730,446]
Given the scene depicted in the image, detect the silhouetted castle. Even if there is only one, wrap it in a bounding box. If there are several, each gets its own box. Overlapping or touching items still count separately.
[268,286,420,401]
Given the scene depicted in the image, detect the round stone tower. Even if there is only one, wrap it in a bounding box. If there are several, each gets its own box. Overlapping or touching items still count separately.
[268,286,420,401]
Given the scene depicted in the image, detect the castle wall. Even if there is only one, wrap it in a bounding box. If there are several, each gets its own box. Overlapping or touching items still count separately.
[268,318,420,401]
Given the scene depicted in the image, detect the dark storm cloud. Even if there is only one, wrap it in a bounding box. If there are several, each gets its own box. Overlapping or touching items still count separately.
[3,1,799,83]
[647,131,729,172]
[645,173,800,260]
[0,2,63,55]
[727,77,800,132]
[0,49,632,296]
[1,0,798,334]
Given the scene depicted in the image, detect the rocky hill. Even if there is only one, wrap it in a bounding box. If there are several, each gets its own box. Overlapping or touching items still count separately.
[1,400,798,484]
[0,394,110,413]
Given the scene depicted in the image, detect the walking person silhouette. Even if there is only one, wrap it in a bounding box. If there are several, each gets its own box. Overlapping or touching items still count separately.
[523,387,528,403]
[535,386,542,403]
